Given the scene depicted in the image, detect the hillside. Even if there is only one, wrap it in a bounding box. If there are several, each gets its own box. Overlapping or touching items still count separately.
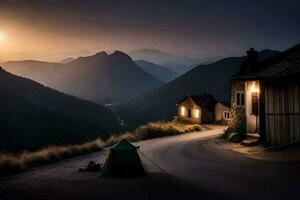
[1,60,65,89]
[0,67,120,151]
[135,60,179,83]
[2,51,163,104]
[117,49,280,126]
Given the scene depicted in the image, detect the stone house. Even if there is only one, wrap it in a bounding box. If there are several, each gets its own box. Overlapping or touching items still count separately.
[230,45,300,146]
[176,93,231,124]
[215,102,231,124]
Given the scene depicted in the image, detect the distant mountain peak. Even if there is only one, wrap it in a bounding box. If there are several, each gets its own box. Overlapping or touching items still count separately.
[110,51,132,61]
[135,49,164,54]
[128,49,201,74]
[61,57,75,64]
[111,50,130,57]
[95,51,108,57]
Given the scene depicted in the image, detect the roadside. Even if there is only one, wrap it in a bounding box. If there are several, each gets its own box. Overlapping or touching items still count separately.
[1,125,300,200]
[0,121,207,177]
[201,136,300,162]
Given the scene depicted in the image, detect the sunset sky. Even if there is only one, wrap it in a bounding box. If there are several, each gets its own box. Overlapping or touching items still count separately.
[0,0,300,61]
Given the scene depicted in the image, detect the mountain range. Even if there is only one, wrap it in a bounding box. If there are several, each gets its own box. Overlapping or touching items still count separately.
[2,51,163,104]
[117,49,281,126]
[135,60,179,83]
[129,49,259,74]
[128,49,204,74]
[0,67,120,151]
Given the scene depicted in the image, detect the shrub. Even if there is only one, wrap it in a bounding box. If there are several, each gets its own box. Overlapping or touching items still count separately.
[0,139,104,177]
[0,154,24,175]
[0,121,206,177]
[133,121,206,140]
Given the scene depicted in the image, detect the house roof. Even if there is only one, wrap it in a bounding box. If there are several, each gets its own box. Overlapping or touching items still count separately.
[232,44,300,81]
[218,101,231,108]
[178,93,217,109]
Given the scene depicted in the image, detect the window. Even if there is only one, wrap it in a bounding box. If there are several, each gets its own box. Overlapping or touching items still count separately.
[236,92,245,107]
[223,111,231,120]
[195,109,200,118]
[181,106,186,116]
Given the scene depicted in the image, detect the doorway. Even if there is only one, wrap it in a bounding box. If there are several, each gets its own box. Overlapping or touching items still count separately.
[188,109,192,118]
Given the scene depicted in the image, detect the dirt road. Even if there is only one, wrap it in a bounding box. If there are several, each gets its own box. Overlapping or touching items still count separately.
[1,125,300,200]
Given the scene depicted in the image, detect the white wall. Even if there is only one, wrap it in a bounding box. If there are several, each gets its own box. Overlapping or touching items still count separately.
[245,81,259,133]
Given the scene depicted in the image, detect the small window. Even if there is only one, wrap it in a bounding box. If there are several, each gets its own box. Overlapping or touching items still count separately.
[223,111,231,120]
[181,106,186,116]
[194,109,200,118]
[236,92,245,107]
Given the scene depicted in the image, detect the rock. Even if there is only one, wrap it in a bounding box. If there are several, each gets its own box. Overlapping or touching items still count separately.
[79,161,102,172]
[241,138,260,146]
[227,132,242,143]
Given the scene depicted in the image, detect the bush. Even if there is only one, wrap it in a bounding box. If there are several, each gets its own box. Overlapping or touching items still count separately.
[0,139,104,177]
[0,154,24,175]
[0,121,206,177]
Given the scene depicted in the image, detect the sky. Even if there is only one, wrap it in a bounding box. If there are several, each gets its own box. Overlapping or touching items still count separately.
[0,0,300,61]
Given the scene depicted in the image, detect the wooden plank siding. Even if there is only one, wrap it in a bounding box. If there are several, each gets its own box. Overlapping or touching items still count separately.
[265,83,300,146]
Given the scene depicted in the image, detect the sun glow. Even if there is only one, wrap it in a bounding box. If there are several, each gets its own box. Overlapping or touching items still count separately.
[0,32,5,42]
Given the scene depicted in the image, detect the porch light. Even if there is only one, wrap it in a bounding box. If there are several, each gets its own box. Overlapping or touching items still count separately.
[250,81,259,93]
[181,106,186,116]
[250,81,259,116]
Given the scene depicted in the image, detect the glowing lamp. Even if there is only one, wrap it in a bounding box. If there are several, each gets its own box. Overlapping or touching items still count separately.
[250,81,259,93]
[250,81,259,115]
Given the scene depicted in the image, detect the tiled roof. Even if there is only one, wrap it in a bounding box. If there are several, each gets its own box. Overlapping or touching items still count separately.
[233,44,300,81]
[178,93,217,109]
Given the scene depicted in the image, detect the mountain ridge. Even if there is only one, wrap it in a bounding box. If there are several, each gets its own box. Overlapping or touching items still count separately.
[0,66,120,150]
[1,51,163,104]
[135,60,179,83]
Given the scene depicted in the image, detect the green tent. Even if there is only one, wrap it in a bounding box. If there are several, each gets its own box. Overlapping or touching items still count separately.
[101,139,146,177]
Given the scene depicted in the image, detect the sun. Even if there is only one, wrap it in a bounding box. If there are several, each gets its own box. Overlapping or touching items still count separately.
[0,32,5,42]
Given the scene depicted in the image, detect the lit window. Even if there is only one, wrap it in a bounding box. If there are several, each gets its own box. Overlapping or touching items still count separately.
[181,106,186,116]
[195,109,200,118]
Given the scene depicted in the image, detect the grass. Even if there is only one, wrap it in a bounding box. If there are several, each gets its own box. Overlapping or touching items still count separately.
[0,139,105,176]
[0,121,207,177]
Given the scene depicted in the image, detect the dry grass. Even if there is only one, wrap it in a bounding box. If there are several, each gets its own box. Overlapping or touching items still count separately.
[0,121,206,177]
[0,139,105,177]
[133,121,205,140]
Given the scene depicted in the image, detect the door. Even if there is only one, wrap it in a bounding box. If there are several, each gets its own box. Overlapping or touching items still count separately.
[188,109,192,118]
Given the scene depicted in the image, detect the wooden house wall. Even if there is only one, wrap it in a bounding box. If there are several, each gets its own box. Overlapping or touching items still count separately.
[265,83,300,146]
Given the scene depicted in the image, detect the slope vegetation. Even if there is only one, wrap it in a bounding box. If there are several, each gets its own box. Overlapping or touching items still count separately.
[0,67,120,151]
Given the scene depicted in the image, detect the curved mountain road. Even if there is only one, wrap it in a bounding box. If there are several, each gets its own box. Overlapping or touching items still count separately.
[1,125,300,200]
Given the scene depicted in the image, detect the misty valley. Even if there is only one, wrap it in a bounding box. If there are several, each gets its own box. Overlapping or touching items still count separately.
[0,48,283,151]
